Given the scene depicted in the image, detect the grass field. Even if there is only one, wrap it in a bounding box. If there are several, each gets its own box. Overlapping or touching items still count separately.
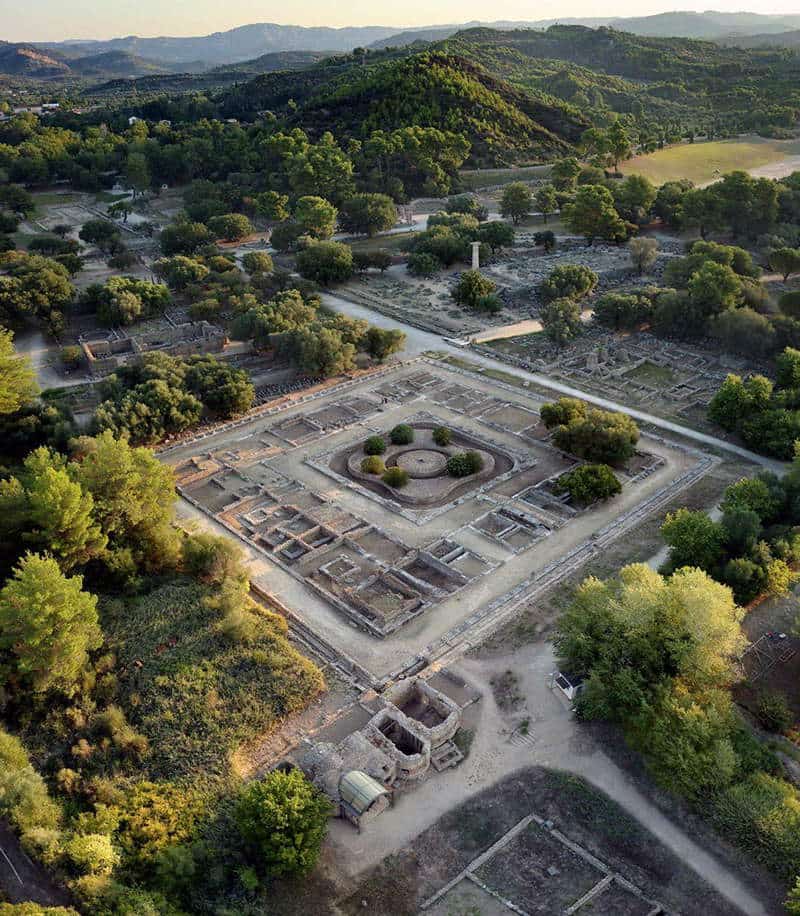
[459,164,552,189]
[622,137,800,186]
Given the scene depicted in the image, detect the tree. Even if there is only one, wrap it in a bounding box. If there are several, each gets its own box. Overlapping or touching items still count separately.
[534,230,556,253]
[235,770,330,876]
[553,463,621,505]
[296,241,353,285]
[607,120,633,170]
[241,252,273,275]
[452,270,496,309]
[535,185,558,224]
[550,157,581,191]
[362,327,405,362]
[708,373,773,431]
[407,252,439,277]
[0,328,37,414]
[540,397,587,429]
[78,219,120,252]
[777,347,800,389]
[184,355,254,418]
[17,447,106,571]
[500,182,533,224]
[125,152,150,197]
[339,193,397,236]
[293,196,338,240]
[709,308,775,359]
[278,325,356,377]
[614,175,657,224]
[687,261,742,317]
[661,508,726,574]
[539,264,598,302]
[269,221,304,252]
[0,253,74,335]
[207,213,253,242]
[593,292,652,330]
[681,187,724,239]
[73,431,181,573]
[478,221,514,254]
[550,405,640,464]
[770,247,800,282]
[563,185,627,245]
[0,553,101,693]
[253,190,290,222]
[653,179,693,229]
[629,238,658,275]
[153,255,209,291]
[159,219,213,256]
[540,297,582,347]
[555,564,745,723]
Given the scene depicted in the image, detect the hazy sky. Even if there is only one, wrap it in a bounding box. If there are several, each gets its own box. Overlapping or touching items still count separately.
[7,0,800,42]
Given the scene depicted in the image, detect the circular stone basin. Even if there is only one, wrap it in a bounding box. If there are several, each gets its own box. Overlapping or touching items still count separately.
[395,448,448,479]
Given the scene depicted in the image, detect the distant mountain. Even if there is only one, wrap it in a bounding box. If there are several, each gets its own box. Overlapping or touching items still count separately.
[0,42,69,77]
[22,13,800,74]
[725,29,800,49]
[88,50,331,96]
[606,11,800,38]
[68,51,180,78]
[40,23,403,66]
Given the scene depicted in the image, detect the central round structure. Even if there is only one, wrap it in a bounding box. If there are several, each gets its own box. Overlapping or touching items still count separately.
[395,449,448,479]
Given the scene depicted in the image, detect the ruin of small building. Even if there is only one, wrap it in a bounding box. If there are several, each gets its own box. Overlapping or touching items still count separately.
[298,676,463,829]
[80,320,226,376]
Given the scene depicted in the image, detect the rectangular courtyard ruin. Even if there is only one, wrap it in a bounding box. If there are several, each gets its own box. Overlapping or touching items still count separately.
[163,359,715,681]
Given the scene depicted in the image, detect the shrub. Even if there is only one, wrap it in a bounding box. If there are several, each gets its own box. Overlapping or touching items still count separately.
[756,690,793,733]
[553,464,622,505]
[539,264,598,303]
[363,435,386,455]
[452,270,496,309]
[780,290,800,318]
[361,455,385,475]
[235,770,330,877]
[447,451,484,477]
[61,345,83,369]
[382,466,409,488]
[432,427,452,446]
[407,252,439,277]
[390,424,414,445]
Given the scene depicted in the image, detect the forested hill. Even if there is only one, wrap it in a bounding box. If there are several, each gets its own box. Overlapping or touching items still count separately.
[442,25,778,82]
[221,51,588,164]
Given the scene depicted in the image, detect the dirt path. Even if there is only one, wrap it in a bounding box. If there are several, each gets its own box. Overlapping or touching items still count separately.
[321,292,784,473]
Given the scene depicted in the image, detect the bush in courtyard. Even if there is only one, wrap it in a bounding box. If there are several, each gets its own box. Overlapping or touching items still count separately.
[553,464,621,505]
[390,424,414,445]
[361,456,385,475]
[382,466,409,488]
[363,435,386,455]
[432,427,452,446]
[447,451,484,477]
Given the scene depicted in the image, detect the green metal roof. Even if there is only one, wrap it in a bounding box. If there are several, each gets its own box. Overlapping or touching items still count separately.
[339,770,387,814]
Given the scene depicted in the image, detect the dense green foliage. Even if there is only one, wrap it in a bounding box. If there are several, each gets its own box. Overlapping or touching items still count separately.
[708,349,800,458]
[553,463,622,505]
[660,465,800,604]
[541,397,639,464]
[235,770,330,877]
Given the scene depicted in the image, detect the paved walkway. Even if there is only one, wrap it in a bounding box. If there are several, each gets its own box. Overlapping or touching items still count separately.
[322,291,783,473]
